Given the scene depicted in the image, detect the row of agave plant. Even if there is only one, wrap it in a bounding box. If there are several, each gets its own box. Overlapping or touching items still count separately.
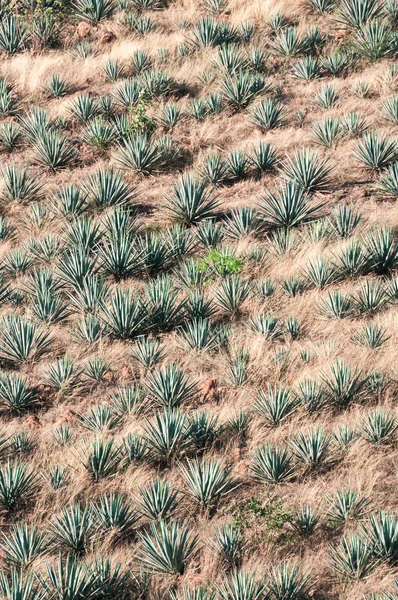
[2,0,398,56]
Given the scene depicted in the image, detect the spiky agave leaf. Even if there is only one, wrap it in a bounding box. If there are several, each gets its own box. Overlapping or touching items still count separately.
[326,488,371,525]
[320,359,368,408]
[360,510,398,561]
[30,130,77,172]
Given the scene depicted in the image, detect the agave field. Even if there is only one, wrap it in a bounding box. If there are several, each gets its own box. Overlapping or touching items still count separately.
[1,0,398,598]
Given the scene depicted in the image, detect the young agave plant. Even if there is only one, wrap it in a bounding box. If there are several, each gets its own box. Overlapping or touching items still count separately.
[165,174,220,225]
[137,519,199,575]
[214,276,250,315]
[92,492,140,541]
[180,457,239,510]
[255,385,299,427]
[48,503,95,556]
[328,534,376,581]
[319,359,367,408]
[289,505,320,536]
[43,465,69,490]
[81,437,121,482]
[217,570,266,600]
[258,180,323,230]
[1,162,43,204]
[249,98,286,131]
[0,371,39,415]
[136,478,179,521]
[250,443,294,484]
[102,288,147,340]
[326,488,371,526]
[289,427,332,470]
[281,148,332,193]
[360,510,398,561]
[0,460,38,513]
[319,289,353,319]
[0,315,52,365]
[0,522,47,570]
[77,404,118,433]
[358,408,397,445]
[352,322,389,349]
[30,131,77,172]
[219,69,265,109]
[353,130,398,171]
[211,524,245,570]
[144,364,198,409]
[267,562,313,600]
[143,408,191,465]
[363,227,398,274]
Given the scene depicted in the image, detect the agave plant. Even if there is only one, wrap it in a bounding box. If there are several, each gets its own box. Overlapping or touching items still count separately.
[358,409,397,444]
[220,70,265,109]
[102,288,147,340]
[0,315,52,364]
[281,148,332,193]
[267,562,313,600]
[352,322,389,349]
[247,312,282,340]
[180,458,238,510]
[354,20,395,61]
[360,510,398,561]
[137,519,199,575]
[326,488,371,525]
[30,131,76,171]
[377,161,398,197]
[213,276,250,315]
[289,505,320,536]
[328,535,376,580]
[1,163,43,204]
[144,364,197,410]
[272,26,305,56]
[337,0,382,28]
[289,427,332,470]
[93,492,139,540]
[255,385,299,426]
[250,98,286,131]
[0,523,47,570]
[72,0,116,23]
[40,553,98,600]
[0,460,38,513]
[217,570,265,600]
[81,437,121,482]
[320,359,367,408]
[49,503,94,555]
[165,174,220,225]
[137,479,179,521]
[0,14,26,54]
[363,227,398,274]
[354,131,398,171]
[143,409,191,465]
[0,372,40,414]
[258,180,323,230]
[115,133,181,174]
[211,524,245,570]
[250,444,294,484]
[0,571,42,600]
